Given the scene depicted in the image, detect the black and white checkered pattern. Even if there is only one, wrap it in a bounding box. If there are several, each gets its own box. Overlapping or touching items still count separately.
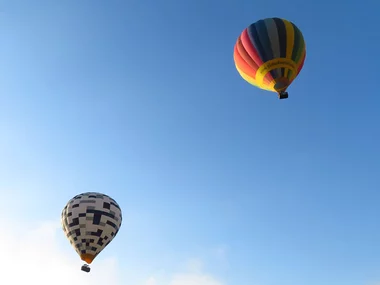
[61,192,122,261]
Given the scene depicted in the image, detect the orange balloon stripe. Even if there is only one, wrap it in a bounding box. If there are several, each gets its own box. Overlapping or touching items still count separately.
[239,31,274,84]
[236,38,259,72]
[240,29,275,85]
[234,42,258,78]
[234,45,272,85]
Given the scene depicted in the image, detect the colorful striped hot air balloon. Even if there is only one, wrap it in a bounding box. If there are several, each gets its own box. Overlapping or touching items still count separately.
[233,17,306,99]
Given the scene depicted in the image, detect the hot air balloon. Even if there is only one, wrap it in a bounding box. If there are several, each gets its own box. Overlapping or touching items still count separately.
[61,192,122,272]
[233,17,306,99]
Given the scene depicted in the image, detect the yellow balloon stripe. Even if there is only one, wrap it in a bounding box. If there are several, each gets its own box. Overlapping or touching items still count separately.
[283,19,294,79]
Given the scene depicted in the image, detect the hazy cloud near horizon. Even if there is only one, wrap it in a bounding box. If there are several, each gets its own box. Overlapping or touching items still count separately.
[0,216,224,285]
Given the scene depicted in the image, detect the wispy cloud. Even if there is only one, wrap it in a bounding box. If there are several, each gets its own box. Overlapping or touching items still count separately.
[0,216,224,285]
[169,273,222,285]
[0,218,121,285]
[143,266,223,285]
[141,258,223,285]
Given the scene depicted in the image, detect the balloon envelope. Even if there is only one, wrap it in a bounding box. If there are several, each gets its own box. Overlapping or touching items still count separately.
[61,192,122,264]
[233,17,306,95]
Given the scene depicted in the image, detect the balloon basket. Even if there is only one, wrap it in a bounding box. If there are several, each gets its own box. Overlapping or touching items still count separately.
[278,91,288,99]
[81,264,91,273]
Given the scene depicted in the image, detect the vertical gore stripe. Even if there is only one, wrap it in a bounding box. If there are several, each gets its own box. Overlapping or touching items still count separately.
[234,41,258,77]
[255,19,276,79]
[283,19,294,79]
[291,23,301,62]
[297,51,306,73]
[255,19,273,62]
[236,38,259,72]
[273,18,287,77]
[292,24,304,64]
[240,29,263,67]
[288,23,300,79]
[247,24,275,85]
[264,18,281,79]
[247,24,266,64]
[284,20,294,59]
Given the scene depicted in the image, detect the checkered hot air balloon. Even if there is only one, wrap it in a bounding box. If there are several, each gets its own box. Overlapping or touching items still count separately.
[233,17,306,99]
[61,192,122,272]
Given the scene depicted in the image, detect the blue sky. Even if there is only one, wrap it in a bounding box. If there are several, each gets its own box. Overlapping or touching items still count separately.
[1,0,380,285]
